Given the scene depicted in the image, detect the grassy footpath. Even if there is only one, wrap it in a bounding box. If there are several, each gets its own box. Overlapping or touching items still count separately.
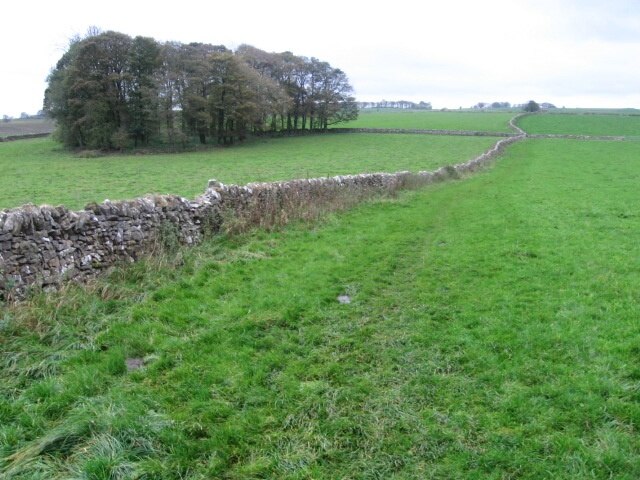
[2,138,640,478]
[0,135,496,210]
[336,110,514,133]
[519,113,640,137]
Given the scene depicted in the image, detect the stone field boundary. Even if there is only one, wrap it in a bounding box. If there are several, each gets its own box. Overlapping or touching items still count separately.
[0,135,524,299]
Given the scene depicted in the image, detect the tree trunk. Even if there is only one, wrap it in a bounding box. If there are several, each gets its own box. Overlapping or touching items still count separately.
[217,108,225,144]
[227,119,234,145]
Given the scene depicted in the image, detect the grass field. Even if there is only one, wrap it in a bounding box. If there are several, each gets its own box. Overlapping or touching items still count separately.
[519,113,640,137]
[3,136,640,478]
[337,110,515,133]
[0,135,497,210]
[546,108,640,115]
[0,118,55,138]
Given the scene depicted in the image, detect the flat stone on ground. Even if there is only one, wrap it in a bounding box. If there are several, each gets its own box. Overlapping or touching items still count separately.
[337,295,351,304]
[126,357,144,372]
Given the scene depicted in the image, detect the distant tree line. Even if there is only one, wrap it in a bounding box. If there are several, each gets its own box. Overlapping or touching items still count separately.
[473,101,556,111]
[473,102,512,110]
[358,100,432,110]
[44,31,357,149]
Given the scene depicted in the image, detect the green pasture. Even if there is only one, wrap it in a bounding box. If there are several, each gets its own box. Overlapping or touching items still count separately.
[0,135,496,210]
[519,113,640,137]
[3,137,640,478]
[337,110,515,132]
[546,108,640,115]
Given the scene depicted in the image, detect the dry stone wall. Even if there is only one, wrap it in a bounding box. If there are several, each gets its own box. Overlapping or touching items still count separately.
[509,113,529,135]
[265,128,516,138]
[0,135,523,300]
[526,134,625,141]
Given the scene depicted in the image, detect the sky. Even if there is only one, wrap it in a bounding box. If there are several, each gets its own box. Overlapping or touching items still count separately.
[2,0,640,117]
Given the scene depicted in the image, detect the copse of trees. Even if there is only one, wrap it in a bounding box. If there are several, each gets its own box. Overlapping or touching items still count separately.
[44,31,357,149]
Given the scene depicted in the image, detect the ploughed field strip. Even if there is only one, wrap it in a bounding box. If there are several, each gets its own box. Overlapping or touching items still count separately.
[0,119,55,139]
[3,125,640,477]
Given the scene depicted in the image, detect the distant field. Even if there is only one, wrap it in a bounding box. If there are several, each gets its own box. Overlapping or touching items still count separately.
[0,134,497,210]
[337,110,515,132]
[519,113,640,137]
[547,108,640,115]
[0,118,55,138]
